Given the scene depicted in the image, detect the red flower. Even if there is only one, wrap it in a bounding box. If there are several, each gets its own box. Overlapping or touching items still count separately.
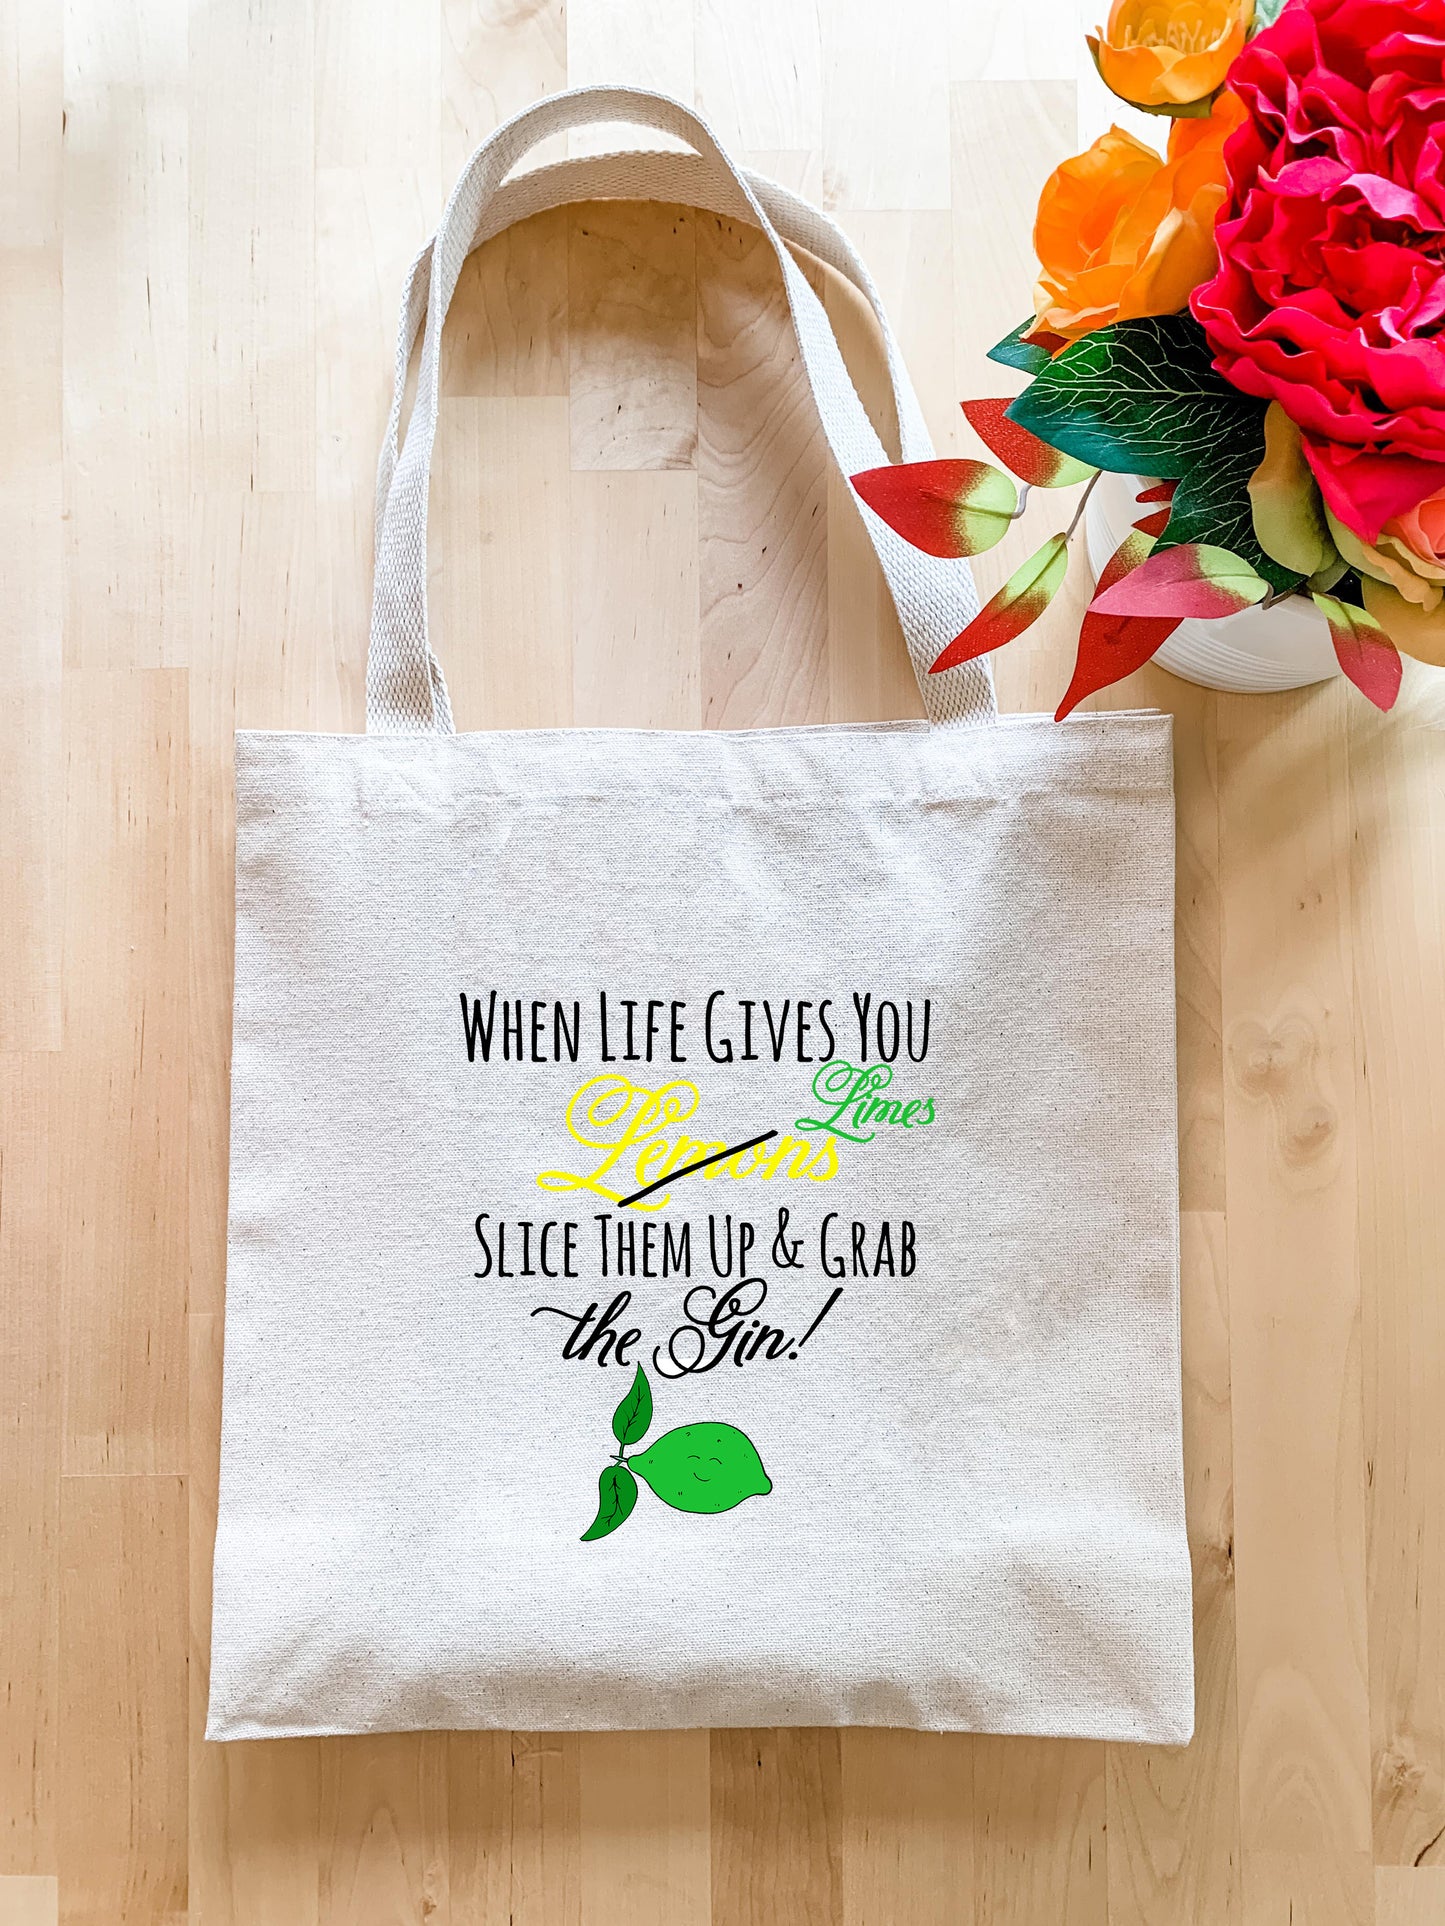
[1191,0,1445,542]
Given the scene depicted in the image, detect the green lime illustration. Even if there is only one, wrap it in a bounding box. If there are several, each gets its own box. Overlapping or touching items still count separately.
[628,1423,772,1514]
[578,1366,772,1539]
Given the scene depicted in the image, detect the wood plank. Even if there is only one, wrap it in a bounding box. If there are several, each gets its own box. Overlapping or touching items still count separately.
[839,1732,972,1925]
[948,79,1076,400]
[1107,1213,1241,1925]
[710,1729,843,1926]
[570,470,701,729]
[696,211,828,728]
[0,0,63,249]
[62,0,189,671]
[578,1732,710,1926]
[317,1734,451,1926]
[833,210,958,455]
[440,0,566,173]
[564,0,694,160]
[0,0,63,1053]
[59,671,188,1476]
[443,207,571,402]
[187,494,323,1324]
[970,1738,1108,1926]
[432,397,574,732]
[822,0,951,211]
[508,1733,583,1926]
[445,1733,515,1921]
[188,1310,321,1926]
[314,165,434,728]
[314,0,438,174]
[1218,687,1374,1919]
[0,1057,59,1875]
[568,202,698,473]
[1241,1848,1374,1926]
[0,1879,59,1926]
[1349,702,1445,1871]
[1376,1868,1445,1926]
[188,0,314,493]
[0,686,62,1053]
[695,0,822,165]
[57,1475,188,1925]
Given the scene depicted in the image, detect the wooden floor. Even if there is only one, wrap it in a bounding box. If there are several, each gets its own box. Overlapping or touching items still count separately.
[5,2,1445,1921]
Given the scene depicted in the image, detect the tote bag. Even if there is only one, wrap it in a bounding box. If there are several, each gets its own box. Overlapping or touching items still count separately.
[208,85,1194,1743]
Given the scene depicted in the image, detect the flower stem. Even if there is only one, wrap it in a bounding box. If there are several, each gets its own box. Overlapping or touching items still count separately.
[1063,469,1102,542]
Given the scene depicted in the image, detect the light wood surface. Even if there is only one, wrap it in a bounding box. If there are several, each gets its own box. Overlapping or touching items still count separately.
[4,3,1443,1922]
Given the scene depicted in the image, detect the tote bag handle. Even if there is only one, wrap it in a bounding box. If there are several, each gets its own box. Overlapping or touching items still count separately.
[368,86,994,735]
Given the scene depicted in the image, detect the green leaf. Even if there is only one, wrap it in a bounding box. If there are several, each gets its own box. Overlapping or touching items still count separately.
[1306,556,1348,594]
[1248,402,1338,577]
[1006,315,1303,593]
[1250,0,1290,31]
[986,317,1060,377]
[629,1423,773,1515]
[580,1463,638,1542]
[611,1363,653,1448]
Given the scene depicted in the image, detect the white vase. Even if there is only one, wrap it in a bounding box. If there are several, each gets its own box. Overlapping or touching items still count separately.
[1084,468,1339,693]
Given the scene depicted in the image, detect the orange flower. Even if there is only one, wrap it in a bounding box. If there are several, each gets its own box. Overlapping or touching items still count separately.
[1089,0,1253,112]
[1032,90,1246,343]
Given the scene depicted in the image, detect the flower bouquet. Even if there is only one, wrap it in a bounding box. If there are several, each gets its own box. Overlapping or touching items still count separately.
[854,0,1445,714]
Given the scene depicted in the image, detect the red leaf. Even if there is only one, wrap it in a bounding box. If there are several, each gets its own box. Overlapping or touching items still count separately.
[1134,481,1177,505]
[1133,508,1172,537]
[930,533,1071,673]
[1095,527,1156,596]
[1056,529,1179,718]
[1336,631,1402,709]
[1089,542,1270,619]
[850,458,1014,558]
[1313,593,1403,711]
[1024,326,1069,356]
[960,398,1094,488]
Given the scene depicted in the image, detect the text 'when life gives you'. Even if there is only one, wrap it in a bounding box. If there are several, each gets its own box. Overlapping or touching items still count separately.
[461,987,937,1384]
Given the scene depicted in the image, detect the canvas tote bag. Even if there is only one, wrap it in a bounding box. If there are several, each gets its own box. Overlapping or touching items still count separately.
[207,85,1194,1743]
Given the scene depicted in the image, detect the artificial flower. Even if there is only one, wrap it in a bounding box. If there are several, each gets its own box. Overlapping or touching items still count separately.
[1191,0,1445,544]
[1248,402,1340,579]
[1033,90,1246,342]
[1088,0,1252,114]
[1326,482,1445,664]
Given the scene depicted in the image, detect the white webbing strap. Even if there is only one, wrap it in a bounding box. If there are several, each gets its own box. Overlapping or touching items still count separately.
[368,86,993,734]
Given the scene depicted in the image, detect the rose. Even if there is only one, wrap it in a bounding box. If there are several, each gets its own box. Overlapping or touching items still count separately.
[1032,91,1246,343]
[1327,483,1445,664]
[1191,0,1445,544]
[1088,0,1252,114]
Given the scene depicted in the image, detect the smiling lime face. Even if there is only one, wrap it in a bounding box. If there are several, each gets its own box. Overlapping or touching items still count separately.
[628,1423,772,1514]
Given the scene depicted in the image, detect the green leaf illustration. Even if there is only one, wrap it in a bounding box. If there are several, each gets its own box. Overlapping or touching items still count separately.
[580,1462,638,1542]
[1005,315,1303,593]
[611,1363,653,1448]
[628,1423,773,1516]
